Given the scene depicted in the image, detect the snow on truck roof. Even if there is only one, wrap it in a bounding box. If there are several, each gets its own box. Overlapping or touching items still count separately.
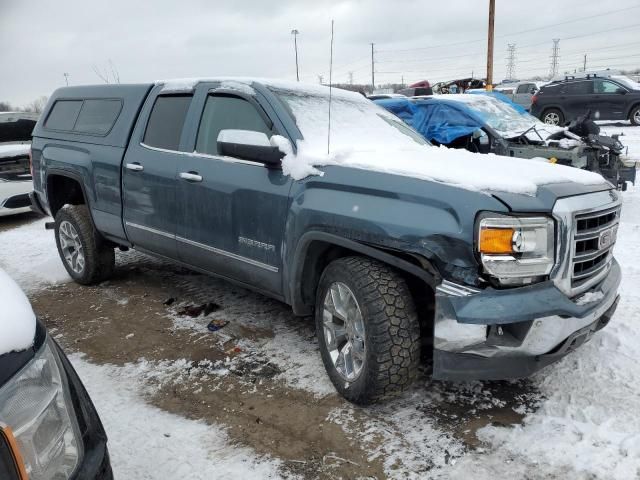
[0,269,36,355]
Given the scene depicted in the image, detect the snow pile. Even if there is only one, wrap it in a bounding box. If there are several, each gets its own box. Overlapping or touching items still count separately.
[271,87,607,196]
[0,144,30,158]
[575,290,604,306]
[0,269,36,355]
[70,355,283,479]
[0,218,69,292]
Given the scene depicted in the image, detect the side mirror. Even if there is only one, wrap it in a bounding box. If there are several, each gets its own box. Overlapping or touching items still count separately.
[217,130,284,167]
[617,88,627,95]
[530,87,537,94]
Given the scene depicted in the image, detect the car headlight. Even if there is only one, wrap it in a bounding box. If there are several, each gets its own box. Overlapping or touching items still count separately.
[477,214,555,285]
[0,338,82,480]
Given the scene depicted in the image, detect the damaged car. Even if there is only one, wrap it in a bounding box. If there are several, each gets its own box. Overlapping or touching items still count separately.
[375,93,636,188]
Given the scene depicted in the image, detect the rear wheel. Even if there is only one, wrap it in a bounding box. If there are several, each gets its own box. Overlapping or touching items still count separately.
[542,108,564,126]
[630,105,640,126]
[315,256,421,404]
[54,204,115,285]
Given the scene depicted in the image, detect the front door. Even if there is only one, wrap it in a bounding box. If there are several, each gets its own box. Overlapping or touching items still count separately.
[122,94,192,258]
[175,89,293,296]
[592,79,628,120]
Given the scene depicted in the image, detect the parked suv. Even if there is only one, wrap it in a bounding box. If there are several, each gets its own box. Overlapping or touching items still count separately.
[30,79,621,404]
[531,75,640,125]
[0,269,112,479]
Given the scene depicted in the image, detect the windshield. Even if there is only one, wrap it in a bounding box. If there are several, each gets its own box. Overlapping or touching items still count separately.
[443,95,549,137]
[611,75,640,91]
[270,87,429,154]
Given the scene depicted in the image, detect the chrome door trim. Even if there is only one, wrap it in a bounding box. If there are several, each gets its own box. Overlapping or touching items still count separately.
[124,221,278,273]
[176,235,279,273]
[125,221,175,239]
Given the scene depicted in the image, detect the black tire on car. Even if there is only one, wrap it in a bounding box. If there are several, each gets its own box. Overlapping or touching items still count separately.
[315,256,421,405]
[54,204,115,285]
[630,105,640,126]
[542,108,564,126]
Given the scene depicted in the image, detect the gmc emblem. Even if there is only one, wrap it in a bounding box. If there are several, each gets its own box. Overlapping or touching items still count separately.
[598,227,616,249]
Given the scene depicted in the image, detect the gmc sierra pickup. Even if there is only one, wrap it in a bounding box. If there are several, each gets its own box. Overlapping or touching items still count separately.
[30,78,621,404]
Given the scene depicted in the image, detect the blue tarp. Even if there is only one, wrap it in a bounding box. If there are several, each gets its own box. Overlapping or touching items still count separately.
[375,97,486,144]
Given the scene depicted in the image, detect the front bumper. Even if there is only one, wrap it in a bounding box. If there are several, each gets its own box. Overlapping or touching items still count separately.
[0,180,32,217]
[432,259,621,381]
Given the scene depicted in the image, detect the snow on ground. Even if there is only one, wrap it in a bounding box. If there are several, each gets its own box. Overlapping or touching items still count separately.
[598,121,640,162]
[71,354,283,480]
[0,217,69,291]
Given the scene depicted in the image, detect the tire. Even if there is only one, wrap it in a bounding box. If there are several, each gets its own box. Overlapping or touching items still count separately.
[315,256,421,404]
[542,108,564,126]
[630,105,640,126]
[54,204,115,285]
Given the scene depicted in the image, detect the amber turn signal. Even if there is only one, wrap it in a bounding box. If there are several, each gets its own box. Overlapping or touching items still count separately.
[0,425,28,480]
[479,228,515,254]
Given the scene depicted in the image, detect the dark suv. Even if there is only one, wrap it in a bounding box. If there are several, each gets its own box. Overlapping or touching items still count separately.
[531,75,640,126]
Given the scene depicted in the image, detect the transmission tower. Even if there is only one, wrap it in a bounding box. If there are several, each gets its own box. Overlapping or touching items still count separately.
[318,74,324,85]
[549,39,560,79]
[348,71,354,85]
[506,44,516,80]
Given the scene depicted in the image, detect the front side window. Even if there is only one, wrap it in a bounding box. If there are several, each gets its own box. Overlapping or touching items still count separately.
[595,79,623,94]
[195,95,272,156]
[516,84,533,94]
[143,95,192,151]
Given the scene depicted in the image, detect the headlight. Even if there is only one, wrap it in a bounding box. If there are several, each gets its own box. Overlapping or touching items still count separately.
[477,214,555,284]
[0,338,82,480]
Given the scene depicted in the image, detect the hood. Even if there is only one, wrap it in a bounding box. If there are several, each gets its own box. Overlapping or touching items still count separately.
[285,143,611,198]
[0,269,36,356]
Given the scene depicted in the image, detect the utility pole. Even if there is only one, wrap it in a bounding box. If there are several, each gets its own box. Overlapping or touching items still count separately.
[506,44,516,81]
[486,0,495,91]
[401,74,404,87]
[291,29,300,81]
[348,71,354,85]
[549,39,560,79]
[583,54,587,72]
[63,72,69,86]
[318,74,324,85]
[370,42,375,92]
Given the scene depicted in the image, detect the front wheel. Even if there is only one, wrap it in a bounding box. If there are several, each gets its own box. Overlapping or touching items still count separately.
[54,204,115,285]
[630,105,640,126]
[542,108,564,126]
[315,257,421,404]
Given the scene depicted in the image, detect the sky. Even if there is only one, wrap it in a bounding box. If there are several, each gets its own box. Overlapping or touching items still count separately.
[2,0,640,106]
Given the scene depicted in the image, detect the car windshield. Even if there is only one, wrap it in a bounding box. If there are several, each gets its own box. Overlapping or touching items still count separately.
[442,94,548,137]
[611,75,640,91]
[270,86,429,154]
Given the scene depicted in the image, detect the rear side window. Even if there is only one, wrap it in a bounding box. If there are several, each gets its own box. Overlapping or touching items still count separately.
[143,95,192,151]
[564,81,592,95]
[195,95,272,156]
[44,100,83,130]
[516,84,533,94]
[74,99,122,135]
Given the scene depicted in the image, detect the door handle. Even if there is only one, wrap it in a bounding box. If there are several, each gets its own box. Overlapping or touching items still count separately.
[179,171,203,183]
[126,162,144,172]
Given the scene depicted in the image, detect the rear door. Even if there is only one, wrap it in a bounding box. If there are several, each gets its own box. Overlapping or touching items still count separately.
[563,80,593,120]
[175,84,293,296]
[592,79,628,120]
[122,92,192,258]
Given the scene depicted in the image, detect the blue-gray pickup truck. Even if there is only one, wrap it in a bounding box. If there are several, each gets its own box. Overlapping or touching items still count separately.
[30,78,622,404]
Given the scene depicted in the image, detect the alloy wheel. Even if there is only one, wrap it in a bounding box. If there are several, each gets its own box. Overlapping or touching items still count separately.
[322,282,366,381]
[544,112,560,125]
[58,221,85,274]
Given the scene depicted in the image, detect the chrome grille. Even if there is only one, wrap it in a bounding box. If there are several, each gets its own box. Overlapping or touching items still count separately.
[571,205,620,291]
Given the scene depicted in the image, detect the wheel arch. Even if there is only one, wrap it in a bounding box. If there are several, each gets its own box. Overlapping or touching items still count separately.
[288,231,439,317]
[46,169,91,218]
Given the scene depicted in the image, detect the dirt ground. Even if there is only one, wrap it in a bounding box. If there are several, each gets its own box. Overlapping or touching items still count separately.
[5,212,541,479]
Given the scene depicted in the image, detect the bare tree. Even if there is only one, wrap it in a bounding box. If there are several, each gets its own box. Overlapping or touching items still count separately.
[0,101,13,112]
[23,96,49,113]
[92,64,111,83]
[92,61,121,84]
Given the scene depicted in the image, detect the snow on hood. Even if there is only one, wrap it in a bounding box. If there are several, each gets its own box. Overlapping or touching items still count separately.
[270,87,608,196]
[0,269,36,355]
[0,144,30,159]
